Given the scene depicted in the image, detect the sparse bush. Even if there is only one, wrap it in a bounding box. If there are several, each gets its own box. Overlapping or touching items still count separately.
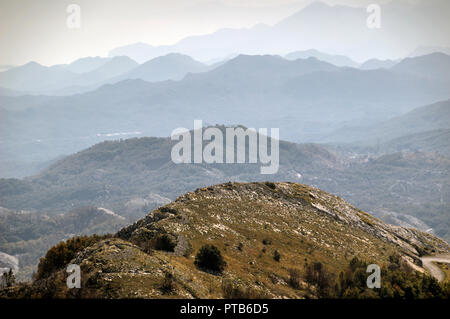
[159,207,178,215]
[195,244,227,273]
[152,234,176,252]
[142,242,155,255]
[273,250,281,262]
[36,235,109,280]
[222,279,268,299]
[1,269,15,288]
[288,268,301,289]
[265,182,276,190]
[160,272,175,293]
[304,262,335,297]
[388,254,400,264]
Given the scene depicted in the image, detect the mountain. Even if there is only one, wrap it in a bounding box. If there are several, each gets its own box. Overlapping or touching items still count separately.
[285,49,359,67]
[0,128,338,217]
[2,182,448,298]
[333,129,450,158]
[359,58,398,70]
[108,1,450,63]
[108,42,170,64]
[0,56,138,94]
[1,54,449,178]
[325,99,450,144]
[391,53,450,83]
[376,129,450,155]
[0,65,15,72]
[64,57,111,74]
[0,206,128,281]
[409,46,450,58]
[199,54,338,82]
[0,62,77,92]
[323,151,450,242]
[0,87,24,97]
[43,56,140,95]
[115,53,208,82]
[76,56,139,85]
[51,54,206,94]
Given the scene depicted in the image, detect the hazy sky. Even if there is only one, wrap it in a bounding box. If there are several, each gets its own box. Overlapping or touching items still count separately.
[0,0,400,66]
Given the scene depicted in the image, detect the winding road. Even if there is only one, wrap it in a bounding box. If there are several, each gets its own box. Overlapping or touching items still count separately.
[420,254,450,282]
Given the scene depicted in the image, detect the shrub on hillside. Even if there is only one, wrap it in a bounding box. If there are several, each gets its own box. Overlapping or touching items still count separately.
[273,250,281,262]
[222,279,268,299]
[0,269,15,288]
[160,272,176,293]
[194,244,227,273]
[152,234,176,252]
[288,268,301,289]
[335,255,449,299]
[304,262,335,297]
[35,235,109,280]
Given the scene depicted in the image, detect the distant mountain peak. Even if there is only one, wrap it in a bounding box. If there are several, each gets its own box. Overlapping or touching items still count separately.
[285,49,359,67]
[148,52,200,63]
[22,61,45,69]
[110,55,136,61]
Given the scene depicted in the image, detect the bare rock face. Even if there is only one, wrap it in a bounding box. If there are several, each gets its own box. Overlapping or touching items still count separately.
[3,182,449,298]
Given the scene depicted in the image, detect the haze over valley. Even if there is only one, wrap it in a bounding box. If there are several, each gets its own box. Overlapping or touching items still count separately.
[0,0,449,300]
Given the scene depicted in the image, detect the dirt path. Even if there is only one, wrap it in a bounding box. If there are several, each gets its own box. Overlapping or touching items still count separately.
[421,254,450,282]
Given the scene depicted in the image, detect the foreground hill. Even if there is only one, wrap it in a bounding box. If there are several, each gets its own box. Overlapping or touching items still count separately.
[2,182,448,298]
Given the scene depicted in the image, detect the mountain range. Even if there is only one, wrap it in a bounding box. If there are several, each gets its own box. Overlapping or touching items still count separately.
[2,49,449,97]
[1,53,449,179]
[0,53,212,95]
[108,1,450,63]
[0,56,138,94]
[1,0,449,301]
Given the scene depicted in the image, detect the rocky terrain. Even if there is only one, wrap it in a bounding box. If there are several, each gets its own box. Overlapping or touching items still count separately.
[1,182,448,298]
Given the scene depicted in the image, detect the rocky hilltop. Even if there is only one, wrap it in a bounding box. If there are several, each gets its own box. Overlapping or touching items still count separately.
[2,182,449,298]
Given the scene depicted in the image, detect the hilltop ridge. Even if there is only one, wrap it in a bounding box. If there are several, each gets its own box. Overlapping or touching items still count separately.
[3,182,448,298]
